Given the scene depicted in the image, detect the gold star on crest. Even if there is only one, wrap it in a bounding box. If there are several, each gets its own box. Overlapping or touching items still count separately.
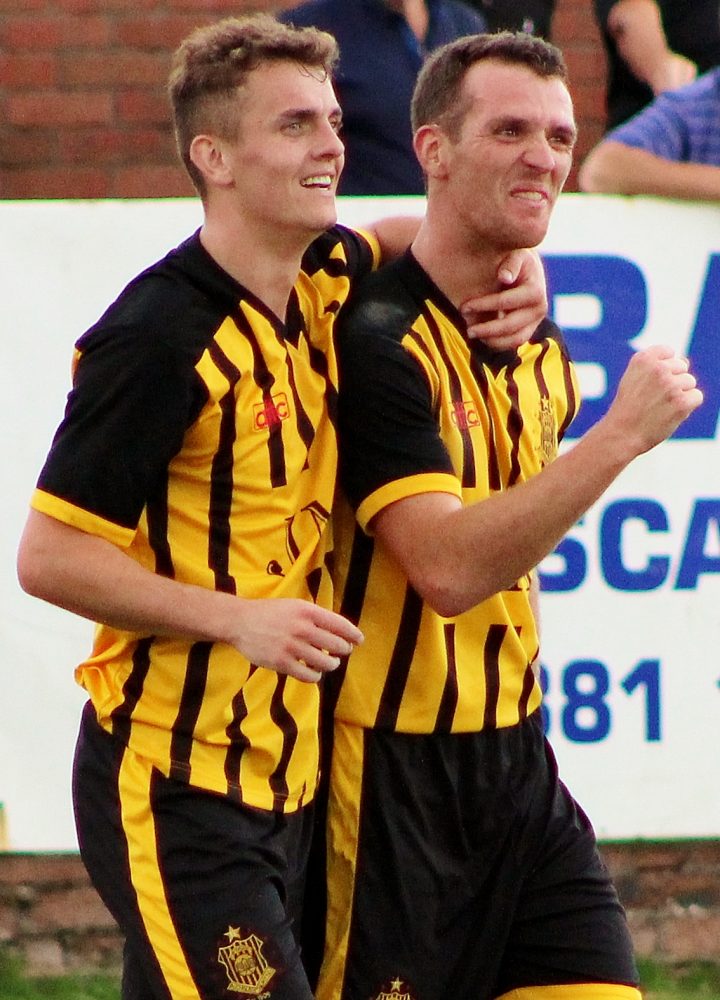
[224,926,242,942]
[390,979,403,991]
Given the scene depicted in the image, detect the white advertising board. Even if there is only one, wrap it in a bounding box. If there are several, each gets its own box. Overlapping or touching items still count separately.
[1,195,718,849]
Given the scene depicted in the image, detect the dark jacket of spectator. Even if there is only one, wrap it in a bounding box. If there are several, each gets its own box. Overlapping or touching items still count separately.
[280,0,486,195]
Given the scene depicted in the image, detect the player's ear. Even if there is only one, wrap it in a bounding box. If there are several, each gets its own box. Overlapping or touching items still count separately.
[413,123,450,180]
[189,134,234,190]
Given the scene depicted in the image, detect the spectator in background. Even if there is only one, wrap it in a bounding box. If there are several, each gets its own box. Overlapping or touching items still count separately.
[464,0,555,37]
[579,66,720,198]
[594,0,720,128]
[279,0,486,194]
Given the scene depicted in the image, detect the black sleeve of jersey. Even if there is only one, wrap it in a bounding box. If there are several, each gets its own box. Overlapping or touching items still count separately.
[337,275,454,512]
[37,320,205,533]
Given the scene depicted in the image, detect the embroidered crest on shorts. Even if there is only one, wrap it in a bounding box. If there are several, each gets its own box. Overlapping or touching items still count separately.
[537,396,557,465]
[373,977,414,1000]
[218,926,276,995]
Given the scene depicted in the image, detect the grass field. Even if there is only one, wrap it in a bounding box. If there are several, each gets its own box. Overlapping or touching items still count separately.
[637,958,720,999]
[1,955,720,999]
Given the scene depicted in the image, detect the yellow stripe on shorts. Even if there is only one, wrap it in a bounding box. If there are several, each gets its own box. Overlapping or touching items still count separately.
[495,984,642,999]
[316,721,366,1000]
[118,746,201,1000]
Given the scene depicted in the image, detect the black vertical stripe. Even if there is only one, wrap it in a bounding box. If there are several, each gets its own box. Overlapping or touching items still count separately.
[325,379,340,429]
[338,524,374,626]
[518,657,538,722]
[110,636,154,743]
[434,623,459,733]
[224,672,254,801]
[534,341,550,397]
[207,340,242,595]
[146,472,174,578]
[285,356,315,467]
[268,676,299,811]
[306,566,323,602]
[307,336,340,434]
[169,641,212,781]
[323,524,375,720]
[558,350,578,440]
[374,587,424,730]
[421,308,476,488]
[483,624,506,729]
[283,289,305,349]
[504,357,524,487]
[469,353,502,492]
[285,292,316,462]
[234,306,287,488]
[209,390,238,594]
[306,334,333,380]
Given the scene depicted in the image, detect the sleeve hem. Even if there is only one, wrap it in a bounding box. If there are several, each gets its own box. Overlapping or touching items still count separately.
[31,489,136,548]
[356,473,462,533]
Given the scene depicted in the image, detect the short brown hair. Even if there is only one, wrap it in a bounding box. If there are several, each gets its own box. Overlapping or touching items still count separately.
[168,14,339,194]
[411,31,569,139]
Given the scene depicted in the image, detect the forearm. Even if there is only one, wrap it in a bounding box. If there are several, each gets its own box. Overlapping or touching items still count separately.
[607,0,695,92]
[418,418,633,615]
[17,509,242,641]
[608,0,670,86]
[17,510,363,680]
[376,346,701,617]
[580,142,720,200]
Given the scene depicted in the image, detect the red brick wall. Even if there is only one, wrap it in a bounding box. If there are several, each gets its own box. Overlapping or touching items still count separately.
[0,1,292,199]
[603,842,720,964]
[0,0,604,199]
[554,0,608,189]
[1,844,720,977]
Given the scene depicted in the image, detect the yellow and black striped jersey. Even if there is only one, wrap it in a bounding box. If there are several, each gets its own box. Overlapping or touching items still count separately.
[31,225,379,812]
[332,250,579,733]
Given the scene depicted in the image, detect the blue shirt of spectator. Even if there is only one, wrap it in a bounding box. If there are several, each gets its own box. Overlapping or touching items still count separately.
[280,0,487,195]
[607,66,720,164]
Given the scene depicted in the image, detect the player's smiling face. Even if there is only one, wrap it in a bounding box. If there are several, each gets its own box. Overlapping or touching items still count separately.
[221,59,345,239]
[436,60,576,251]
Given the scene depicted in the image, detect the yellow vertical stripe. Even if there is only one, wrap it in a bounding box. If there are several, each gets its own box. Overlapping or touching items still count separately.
[316,722,366,1000]
[118,748,201,1000]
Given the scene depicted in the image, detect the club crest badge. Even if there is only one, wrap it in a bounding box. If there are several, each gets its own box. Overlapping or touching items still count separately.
[537,396,557,465]
[373,977,415,1000]
[218,927,276,996]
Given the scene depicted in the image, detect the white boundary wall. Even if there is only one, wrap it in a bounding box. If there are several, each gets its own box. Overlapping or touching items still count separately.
[2,194,719,849]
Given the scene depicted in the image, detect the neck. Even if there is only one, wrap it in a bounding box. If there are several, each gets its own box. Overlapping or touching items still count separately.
[199,207,310,322]
[411,217,507,308]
